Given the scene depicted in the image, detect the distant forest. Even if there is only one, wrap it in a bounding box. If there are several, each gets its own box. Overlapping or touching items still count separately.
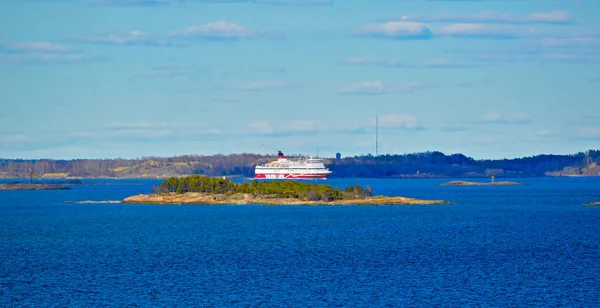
[1,150,599,179]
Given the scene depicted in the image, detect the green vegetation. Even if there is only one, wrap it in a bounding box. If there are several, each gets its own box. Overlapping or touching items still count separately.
[154,175,372,202]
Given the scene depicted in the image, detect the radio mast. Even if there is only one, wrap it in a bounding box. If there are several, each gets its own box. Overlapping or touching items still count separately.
[375,115,379,156]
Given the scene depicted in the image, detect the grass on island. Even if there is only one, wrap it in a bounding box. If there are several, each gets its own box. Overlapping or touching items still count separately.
[122,175,449,205]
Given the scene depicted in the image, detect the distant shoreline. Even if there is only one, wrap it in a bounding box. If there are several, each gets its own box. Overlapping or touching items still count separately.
[2,149,598,179]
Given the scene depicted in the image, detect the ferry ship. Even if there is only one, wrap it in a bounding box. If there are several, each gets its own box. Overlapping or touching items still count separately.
[254,151,332,180]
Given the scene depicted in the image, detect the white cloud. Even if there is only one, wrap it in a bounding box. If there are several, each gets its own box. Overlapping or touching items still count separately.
[337,81,424,95]
[345,57,474,68]
[356,15,594,40]
[423,58,472,67]
[0,40,90,64]
[248,114,423,137]
[356,21,540,40]
[134,65,198,78]
[345,58,407,67]
[179,21,251,38]
[437,23,539,38]
[520,130,566,143]
[0,134,36,143]
[249,120,320,136]
[174,21,279,40]
[483,113,531,124]
[377,114,421,130]
[180,0,332,5]
[214,95,243,103]
[70,22,279,47]
[249,121,274,134]
[232,81,295,91]
[87,0,169,5]
[440,123,475,132]
[105,122,205,129]
[346,58,386,65]
[533,37,600,47]
[286,120,320,133]
[0,40,72,53]
[0,53,88,63]
[259,0,333,5]
[577,127,600,139]
[356,21,434,39]
[74,122,221,140]
[461,46,600,64]
[72,31,175,46]
[527,11,572,23]
[111,128,174,138]
[397,11,573,24]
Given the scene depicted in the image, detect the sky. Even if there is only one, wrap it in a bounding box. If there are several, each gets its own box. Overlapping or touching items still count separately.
[1,0,599,160]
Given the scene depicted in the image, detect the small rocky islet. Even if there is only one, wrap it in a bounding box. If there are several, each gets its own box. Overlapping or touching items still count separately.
[584,202,600,206]
[122,175,451,206]
[441,180,522,186]
[0,183,71,190]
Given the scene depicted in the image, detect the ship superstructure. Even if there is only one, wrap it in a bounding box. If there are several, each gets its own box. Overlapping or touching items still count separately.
[254,151,332,180]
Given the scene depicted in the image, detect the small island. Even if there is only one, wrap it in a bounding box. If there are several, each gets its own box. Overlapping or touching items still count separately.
[441,180,522,187]
[122,175,450,206]
[0,183,71,190]
[584,202,600,206]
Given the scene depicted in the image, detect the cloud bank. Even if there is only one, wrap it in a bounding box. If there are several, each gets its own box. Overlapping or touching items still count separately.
[71,21,281,46]
[0,40,90,64]
[337,81,425,95]
[356,11,589,40]
[396,11,573,24]
[345,57,476,68]
[248,113,424,137]
[483,113,532,124]
[231,81,296,91]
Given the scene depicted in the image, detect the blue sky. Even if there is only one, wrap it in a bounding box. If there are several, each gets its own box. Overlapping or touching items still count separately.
[1,0,599,159]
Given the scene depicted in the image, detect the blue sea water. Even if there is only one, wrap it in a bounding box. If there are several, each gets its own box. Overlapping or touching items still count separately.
[1,177,599,306]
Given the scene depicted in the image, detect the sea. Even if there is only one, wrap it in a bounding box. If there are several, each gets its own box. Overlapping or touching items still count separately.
[1,177,599,307]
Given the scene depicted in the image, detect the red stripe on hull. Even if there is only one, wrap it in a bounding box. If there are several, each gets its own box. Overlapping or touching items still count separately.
[255,173,330,179]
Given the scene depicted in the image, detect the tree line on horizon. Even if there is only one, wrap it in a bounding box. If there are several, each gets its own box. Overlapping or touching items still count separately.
[0,150,599,179]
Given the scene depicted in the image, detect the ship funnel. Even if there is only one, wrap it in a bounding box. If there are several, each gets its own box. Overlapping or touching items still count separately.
[278,150,285,158]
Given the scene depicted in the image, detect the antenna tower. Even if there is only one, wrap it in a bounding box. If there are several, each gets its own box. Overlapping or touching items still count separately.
[375,115,379,156]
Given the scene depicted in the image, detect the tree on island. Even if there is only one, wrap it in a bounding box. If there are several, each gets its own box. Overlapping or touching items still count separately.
[154,175,373,202]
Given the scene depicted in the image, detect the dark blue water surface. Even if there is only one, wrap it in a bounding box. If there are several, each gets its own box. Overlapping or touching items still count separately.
[1,177,599,306]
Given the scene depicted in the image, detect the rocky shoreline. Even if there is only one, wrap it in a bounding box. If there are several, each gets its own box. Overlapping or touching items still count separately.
[441,180,522,186]
[0,183,71,190]
[122,192,451,206]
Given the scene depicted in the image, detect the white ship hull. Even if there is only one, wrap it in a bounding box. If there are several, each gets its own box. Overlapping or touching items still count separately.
[254,151,332,180]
